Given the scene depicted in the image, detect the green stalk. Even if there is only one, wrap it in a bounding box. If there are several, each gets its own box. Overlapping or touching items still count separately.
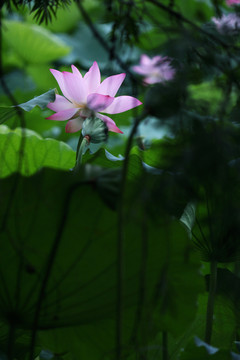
[76,132,83,161]
[162,331,168,360]
[205,260,218,344]
[116,113,146,360]
[7,322,15,360]
[75,137,88,172]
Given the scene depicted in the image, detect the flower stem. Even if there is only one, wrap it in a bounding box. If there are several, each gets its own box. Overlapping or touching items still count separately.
[162,331,169,360]
[75,136,89,172]
[76,132,83,162]
[205,260,218,344]
[116,112,146,360]
[7,322,15,360]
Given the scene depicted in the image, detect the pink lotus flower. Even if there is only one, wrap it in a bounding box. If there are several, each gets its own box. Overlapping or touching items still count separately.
[47,62,142,134]
[226,0,240,5]
[132,54,175,85]
[212,13,240,33]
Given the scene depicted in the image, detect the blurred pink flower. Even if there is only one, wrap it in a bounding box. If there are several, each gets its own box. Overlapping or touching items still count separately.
[132,54,175,85]
[47,62,142,134]
[226,0,240,5]
[212,13,240,33]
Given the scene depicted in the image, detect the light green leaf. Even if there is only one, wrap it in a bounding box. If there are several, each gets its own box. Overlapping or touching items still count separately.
[59,23,109,68]
[180,336,240,359]
[3,20,71,64]
[26,65,57,91]
[0,89,56,124]
[180,202,196,238]
[0,125,75,177]
[195,337,219,355]
[18,89,56,111]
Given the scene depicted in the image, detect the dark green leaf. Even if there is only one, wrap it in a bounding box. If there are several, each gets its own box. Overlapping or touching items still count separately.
[18,89,56,111]
[0,107,17,125]
[0,168,202,357]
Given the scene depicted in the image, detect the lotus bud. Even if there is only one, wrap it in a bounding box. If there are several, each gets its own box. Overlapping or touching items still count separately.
[82,117,108,144]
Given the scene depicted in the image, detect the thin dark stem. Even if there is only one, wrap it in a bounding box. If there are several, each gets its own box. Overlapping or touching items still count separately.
[7,322,16,360]
[146,0,230,49]
[75,0,138,82]
[162,331,168,360]
[192,231,206,250]
[205,260,218,344]
[0,10,26,236]
[234,261,240,278]
[218,82,232,124]
[76,132,83,161]
[130,202,148,347]
[0,11,25,124]
[205,188,213,246]
[0,13,26,356]
[116,111,146,360]
[20,179,95,314]
[28,183,82,360]
[195,217,211,253]
[234,261,240,342]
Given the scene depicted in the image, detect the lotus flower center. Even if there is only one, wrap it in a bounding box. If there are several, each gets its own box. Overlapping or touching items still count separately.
[72,102,93,119]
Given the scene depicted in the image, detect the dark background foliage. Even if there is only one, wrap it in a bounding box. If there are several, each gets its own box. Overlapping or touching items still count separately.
[1,0,240,359]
